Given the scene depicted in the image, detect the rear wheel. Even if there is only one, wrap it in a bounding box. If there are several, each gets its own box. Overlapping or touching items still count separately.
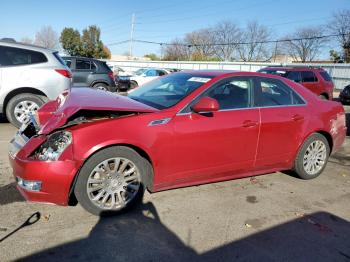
[74,146,152,216]
[93,83,109,91]
[6,93,46,128]
[293,133,330,179]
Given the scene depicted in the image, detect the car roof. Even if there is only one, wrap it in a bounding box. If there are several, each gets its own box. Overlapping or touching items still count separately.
[62,56,102,62]
[0,40,56,53]
[261,66,324,72]
[180,70,237,76]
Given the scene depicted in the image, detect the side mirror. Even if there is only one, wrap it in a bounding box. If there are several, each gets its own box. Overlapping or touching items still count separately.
[191,96,219,113]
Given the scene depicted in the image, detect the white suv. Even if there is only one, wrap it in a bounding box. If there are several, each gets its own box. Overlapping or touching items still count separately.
[0,41,72,127]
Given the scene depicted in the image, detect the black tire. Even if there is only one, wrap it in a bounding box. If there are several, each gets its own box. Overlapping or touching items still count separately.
[6,93,46,128]
[93,83,110,92]
[74,146,152,216]
[293,133,330,180]
[129,81,138,90]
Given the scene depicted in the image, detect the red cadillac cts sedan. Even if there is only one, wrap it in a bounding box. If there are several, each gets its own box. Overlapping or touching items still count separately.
[9,71,346,215]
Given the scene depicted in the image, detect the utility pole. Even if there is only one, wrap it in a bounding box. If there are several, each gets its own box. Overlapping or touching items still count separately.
[129,13,135,59]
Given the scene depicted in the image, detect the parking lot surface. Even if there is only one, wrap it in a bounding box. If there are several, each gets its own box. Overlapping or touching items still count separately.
[0,106,349,261]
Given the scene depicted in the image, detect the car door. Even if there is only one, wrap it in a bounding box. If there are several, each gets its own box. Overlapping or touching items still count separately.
[254,77,308,171]
[163,77,260,185]
[73,58,93,87]
[301,71,319,95]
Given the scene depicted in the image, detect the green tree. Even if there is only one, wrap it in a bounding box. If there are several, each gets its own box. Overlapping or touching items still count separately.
[144,53,159,60]
[60,28,82,56]
[81,25,110,59]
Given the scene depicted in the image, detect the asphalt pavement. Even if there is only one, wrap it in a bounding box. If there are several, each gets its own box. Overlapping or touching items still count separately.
[0,106,349,261]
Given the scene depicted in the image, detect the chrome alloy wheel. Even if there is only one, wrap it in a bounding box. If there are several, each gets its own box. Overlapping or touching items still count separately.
[87,158,141,210]
[14,100,39,124]
[303,140,327,175]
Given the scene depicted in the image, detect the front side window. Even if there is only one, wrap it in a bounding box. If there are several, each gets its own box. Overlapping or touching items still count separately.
[206,78,251,110]
[128,73,214,109]
[76,59,91,70]
[0,46,47,66]
[257,78,305,107]
[301,71,317,82]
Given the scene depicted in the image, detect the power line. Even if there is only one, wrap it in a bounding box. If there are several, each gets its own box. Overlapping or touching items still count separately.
[105,33,349,47]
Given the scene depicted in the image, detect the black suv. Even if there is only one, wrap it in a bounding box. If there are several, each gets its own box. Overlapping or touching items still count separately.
[62,56,116,92]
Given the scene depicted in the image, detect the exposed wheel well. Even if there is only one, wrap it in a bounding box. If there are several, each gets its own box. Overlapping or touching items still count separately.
[67,143,153,206]
[92,81,109,87]
[316,131,333,153]
[320,93,329,100]
[3,87,47,117]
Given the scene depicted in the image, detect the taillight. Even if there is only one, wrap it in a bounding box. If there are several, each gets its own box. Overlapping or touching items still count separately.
[108,72,114,80]
[55,69,72,78]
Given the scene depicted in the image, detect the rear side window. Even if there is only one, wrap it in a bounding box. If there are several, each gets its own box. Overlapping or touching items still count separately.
[0,46,47,66]
[76,59,91,70]
[319,71,332,82]
[286,71,301,82]
[301,71,318,82]
[257,78,305,107]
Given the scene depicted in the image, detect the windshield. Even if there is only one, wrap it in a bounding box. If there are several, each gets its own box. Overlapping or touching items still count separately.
[134,68,147,76]
[128,73,214,109]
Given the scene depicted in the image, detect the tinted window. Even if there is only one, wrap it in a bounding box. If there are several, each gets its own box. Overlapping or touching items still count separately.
[206,78,251,110]
[128,73,214,109]
[286,71,301,82]
[146,70,157,77]
[301,71,317,82]
[157,70,167,76]
[0,46,47,66]
[76,59,91,70]
[63,59,72,68]
[91,62,96,70]
[257,78,305,107]
[320,71,332,82]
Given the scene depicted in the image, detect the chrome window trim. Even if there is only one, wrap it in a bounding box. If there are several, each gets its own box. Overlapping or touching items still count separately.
[176,76,308,116]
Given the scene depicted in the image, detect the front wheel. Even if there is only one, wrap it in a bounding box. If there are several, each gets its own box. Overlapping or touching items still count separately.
[74,146,152,216]
[293,133,330,179]
[6,93,46,128]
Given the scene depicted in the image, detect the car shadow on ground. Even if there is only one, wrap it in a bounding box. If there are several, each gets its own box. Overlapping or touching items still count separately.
[0,114,8,124]
[18,203,350,262]
[0,182,25,205]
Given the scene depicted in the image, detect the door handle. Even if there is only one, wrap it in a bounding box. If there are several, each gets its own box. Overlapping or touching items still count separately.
[242,120,258,128]
[292,114,304,121]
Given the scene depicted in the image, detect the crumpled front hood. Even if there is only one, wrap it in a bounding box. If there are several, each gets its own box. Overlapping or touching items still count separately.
[38,87,158,134]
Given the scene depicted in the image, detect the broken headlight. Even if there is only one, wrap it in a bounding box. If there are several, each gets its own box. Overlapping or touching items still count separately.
[33,131,72,161]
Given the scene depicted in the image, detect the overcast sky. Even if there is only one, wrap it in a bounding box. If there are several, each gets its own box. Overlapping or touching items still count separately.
[1,0,349,57]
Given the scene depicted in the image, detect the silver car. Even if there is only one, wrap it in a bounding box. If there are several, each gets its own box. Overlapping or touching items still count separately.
[0,41,72,127]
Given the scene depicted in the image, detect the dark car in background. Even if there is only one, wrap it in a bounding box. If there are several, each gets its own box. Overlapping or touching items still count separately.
[258,67,334,100]
[62,56,116,92]
[339,84,350,104]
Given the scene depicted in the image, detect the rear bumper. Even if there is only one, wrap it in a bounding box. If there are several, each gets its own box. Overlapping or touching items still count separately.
[9,152,79,206]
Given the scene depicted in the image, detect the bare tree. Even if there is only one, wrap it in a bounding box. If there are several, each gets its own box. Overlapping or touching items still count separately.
[163,38,189,61]
[237,21,272,62]
[20,37,33,45]
[211,21,241,61]
[329,9,350,62]
[282,26,327,62]
[184,29,215,60]
[35,26,59,49]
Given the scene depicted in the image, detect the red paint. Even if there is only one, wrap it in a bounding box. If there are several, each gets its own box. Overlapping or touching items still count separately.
[9,71,346,206]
